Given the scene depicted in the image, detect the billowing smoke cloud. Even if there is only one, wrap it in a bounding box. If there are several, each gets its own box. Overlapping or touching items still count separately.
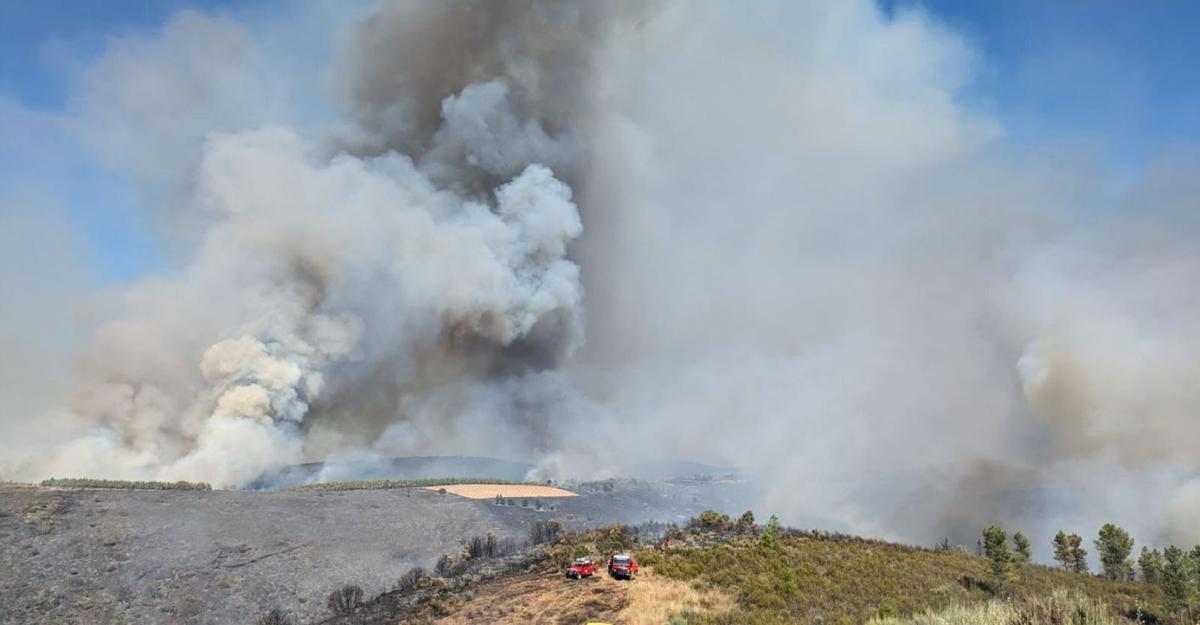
[4,0,1200,558]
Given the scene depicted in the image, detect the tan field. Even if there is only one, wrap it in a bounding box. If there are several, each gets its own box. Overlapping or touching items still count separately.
[425,483,578,499]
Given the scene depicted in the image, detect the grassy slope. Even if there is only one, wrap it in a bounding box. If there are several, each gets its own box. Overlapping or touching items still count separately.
[869,590,1121,625]
[638,533,1156,625]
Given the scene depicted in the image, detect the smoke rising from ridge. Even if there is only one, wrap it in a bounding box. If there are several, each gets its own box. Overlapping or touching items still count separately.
[4,0,1200,556]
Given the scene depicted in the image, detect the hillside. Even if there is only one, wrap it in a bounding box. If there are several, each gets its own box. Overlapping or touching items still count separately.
[639,530,1155,625]
[2,479,1162,625]
[318,517,1160,625]
[0,479,741,625]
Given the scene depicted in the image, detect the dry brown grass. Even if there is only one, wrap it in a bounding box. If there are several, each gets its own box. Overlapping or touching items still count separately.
[427,566,730,625]
[432,570,625,625]
[618,568,735,625]
[428,484,577,499]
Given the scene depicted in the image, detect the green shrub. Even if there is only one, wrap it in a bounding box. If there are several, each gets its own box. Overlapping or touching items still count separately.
[596,524,638,555]
[737,510,756,533]
[690,510,735,533]
[649,514,1155,625]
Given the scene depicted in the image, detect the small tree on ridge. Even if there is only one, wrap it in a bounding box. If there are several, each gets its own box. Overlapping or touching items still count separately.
[1095,524,1135,581]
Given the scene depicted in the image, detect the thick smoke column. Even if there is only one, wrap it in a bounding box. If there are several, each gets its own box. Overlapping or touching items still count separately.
[4,0,1200,558]
[7,0,608,486]
[335,0,641,189]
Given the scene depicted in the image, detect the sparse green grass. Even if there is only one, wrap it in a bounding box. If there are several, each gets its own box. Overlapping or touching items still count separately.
[639,531,1157,625]
[291,477,539,491]
[40,478,212,490]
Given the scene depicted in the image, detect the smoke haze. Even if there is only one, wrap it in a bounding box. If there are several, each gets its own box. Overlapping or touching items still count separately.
[3,0,1200,558]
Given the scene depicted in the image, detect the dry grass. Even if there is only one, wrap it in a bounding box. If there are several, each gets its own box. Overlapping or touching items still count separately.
[428,566,730,625]
[868,589,1122,625]
[429,484,577,499]
[432,570,625,625]
[618,568,736,625]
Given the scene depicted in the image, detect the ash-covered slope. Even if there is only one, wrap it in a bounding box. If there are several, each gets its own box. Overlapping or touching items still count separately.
[0,486,539,625]
[0,476,756,625]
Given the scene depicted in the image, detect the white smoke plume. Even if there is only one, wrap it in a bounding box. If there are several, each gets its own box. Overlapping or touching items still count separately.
[3,0,1200,558]
[9,118,584,487]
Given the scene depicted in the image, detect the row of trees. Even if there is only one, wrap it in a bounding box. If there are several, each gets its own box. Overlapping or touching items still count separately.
[980,526,1028,588]
[981,524,1135,591]
[977,523,1136,581]
[984,523,1200,617]
[1051,523,1140,582]
[1137,544,1200,615]
[1051,530,1089,573]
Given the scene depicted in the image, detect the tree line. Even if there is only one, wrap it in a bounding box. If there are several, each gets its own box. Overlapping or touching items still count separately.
[978,523,1200,619]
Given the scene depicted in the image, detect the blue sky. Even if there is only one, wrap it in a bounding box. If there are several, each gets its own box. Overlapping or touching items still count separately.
[0,0,238,285]
[1,0,1198,287]
[0,1,230,109]
[894,0,1200,166]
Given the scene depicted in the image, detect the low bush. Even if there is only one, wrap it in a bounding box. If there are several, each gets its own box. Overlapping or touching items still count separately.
[397,567,428,592]
[255,608,294,625]
[327,584,363,616]
[530,519,563,545]
[690,510,735,533]
[436,553,465,577]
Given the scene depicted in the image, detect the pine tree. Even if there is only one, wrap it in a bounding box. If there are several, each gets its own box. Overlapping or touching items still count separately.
[1013,532,1032,563]
[983,526,1018,591]
[1095,524,1135,581]
[1189,546,1200,583]
[1067,533,1089,573]
[1139,546,1164,583]
[1161,546,1193,615]
[737,510,756,533]
[1053,531,1072,570]
[759,515,782,548]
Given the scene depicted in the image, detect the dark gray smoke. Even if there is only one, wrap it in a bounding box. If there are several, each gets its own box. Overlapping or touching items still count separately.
[335,0,647,193]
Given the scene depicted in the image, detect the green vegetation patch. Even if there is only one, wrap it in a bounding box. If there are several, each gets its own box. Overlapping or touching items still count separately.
[40,478,212,490]
[640,530,1154,625]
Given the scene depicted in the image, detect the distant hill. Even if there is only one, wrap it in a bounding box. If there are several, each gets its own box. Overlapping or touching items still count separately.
[249,456,537,489]
[250,455,747,490]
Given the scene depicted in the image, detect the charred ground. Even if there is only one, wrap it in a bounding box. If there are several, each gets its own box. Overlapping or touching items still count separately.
[0,473,747,625]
